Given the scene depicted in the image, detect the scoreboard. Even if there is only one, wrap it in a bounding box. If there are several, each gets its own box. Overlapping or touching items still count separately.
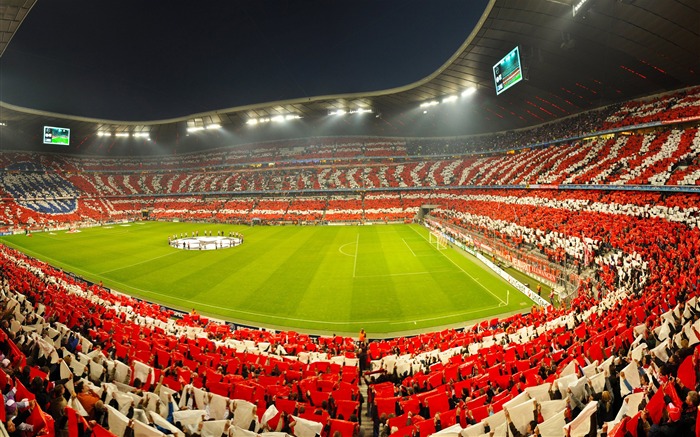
[43,126,70,145]
[493,46,523,95]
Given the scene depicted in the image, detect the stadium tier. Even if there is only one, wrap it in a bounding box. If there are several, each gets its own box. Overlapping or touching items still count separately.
[2,88,700,437]
[3,123,700,228]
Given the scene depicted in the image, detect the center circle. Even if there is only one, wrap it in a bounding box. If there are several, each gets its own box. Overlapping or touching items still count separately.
[170,236,243,250]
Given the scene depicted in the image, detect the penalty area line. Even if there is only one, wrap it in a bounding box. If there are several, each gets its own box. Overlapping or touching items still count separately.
[402,238,417,257]
[408,225,508,307]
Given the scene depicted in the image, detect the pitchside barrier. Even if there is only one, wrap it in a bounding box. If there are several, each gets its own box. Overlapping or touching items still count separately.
[424,224,550,308]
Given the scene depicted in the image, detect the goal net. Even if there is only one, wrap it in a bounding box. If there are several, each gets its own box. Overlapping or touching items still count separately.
[429,231,448,250]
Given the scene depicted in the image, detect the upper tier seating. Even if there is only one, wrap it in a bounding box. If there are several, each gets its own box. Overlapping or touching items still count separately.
[603,87,700,129]
[2,125,698,229]
[2,87,700,434]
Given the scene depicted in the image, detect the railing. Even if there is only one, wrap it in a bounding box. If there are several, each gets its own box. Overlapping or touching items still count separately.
[425,216,585,304]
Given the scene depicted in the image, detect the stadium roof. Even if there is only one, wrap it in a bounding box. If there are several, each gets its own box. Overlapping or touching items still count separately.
[0,0,699,153]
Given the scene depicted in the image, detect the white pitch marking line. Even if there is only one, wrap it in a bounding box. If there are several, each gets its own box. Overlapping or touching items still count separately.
[88,278,391,325]
[338,242,357,257]
[352,233,359,278]
[409,225,507,306]
[355,269,454,279]
[16,248,386,326]
[99,251,181,275]
[402,238,417,257]
[389,304,503,324]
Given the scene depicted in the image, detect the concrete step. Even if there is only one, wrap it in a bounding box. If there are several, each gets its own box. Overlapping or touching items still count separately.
[357,379,373,437]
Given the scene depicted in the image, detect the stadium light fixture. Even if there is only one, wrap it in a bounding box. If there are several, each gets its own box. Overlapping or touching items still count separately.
[115,132,130,137]
[419,100,439,108]
[133,132,150,138]
[462,87,477,97]
[247,114,298,126]
[206,124,221,130]
[97,132,112,137]
[330,108,372,115]
[442,95,458,104]
[350,108,372,114]
[572,0,590,16]
[0,122,7,127]
[187,126,205,133]
[247,117,270,126]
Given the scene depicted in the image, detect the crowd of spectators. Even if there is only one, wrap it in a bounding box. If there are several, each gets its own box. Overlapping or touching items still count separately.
[603,87,700,130]
[0,244,366,437]
[405,103,621,157]
[2,186,700,436]
[2,124,698,230]
[2,184,700,436]
[358,188,700,436]
[2,86,700,437]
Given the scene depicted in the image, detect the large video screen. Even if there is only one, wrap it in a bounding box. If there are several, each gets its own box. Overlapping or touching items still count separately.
[493,46,523,95]
[43,126,70,145]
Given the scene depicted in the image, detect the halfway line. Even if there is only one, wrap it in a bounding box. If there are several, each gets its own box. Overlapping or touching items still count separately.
[352,233,359,278]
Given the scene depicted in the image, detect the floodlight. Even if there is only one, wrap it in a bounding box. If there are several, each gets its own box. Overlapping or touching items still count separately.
[572,0,590,16]
[442,95,458,103]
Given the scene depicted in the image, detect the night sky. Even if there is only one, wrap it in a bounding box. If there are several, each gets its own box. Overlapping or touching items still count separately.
[0,0,489,121]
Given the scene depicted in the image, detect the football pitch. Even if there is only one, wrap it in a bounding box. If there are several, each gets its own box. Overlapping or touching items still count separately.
[0,222,535,336]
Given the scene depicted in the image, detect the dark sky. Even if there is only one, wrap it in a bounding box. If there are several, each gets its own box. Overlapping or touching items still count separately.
[0,0,488,121]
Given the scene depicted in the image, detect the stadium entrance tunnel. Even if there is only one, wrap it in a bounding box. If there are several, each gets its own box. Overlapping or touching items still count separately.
[170,236,242,251]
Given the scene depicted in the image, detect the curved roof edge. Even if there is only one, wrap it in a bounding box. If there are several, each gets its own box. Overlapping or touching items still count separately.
[0,1,495,126]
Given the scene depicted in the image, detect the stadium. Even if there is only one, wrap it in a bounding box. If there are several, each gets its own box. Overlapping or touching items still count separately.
[0,1,699,436]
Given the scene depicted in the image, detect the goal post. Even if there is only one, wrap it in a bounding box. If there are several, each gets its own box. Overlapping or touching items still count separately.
[429,231,448,250]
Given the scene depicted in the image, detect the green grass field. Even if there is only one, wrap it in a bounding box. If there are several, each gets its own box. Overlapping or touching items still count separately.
[0,222,535,336]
